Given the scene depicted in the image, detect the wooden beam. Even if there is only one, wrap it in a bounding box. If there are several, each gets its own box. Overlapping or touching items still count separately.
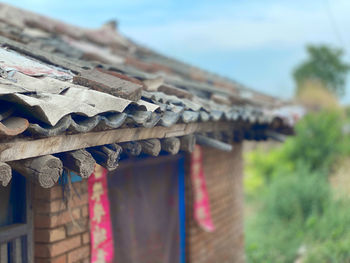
[265,130,286,142]
[105,143,122,153]
[57,149,95,178]
[9,155,63,188]
[195,134,233,152]
[87,145,122,171]
[0,162,12,187]
[120,142,142,156]
[161,137,180,155]
[180,135,196,153]
[0,122,233,162]
[140,139,161,156]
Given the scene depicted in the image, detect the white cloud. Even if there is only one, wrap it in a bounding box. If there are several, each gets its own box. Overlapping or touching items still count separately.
[122,0,350,54]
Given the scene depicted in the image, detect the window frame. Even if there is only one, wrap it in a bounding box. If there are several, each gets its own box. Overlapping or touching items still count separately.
[0,179,33,263]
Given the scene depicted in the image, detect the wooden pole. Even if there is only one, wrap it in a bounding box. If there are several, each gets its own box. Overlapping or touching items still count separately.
[0,121,234,162]
[195,134,232,152]
[9,155,63,188]
[57,149,95,178]
[87,145,122,171]
[265,130,286,142]
[161,137,180,155]
[180,135,196,153]
[140,139,161,156]
[0,162,12,187]
[120,142,142,156]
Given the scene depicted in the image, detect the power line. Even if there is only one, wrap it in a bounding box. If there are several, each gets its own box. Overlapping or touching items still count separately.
[324,0,345,47]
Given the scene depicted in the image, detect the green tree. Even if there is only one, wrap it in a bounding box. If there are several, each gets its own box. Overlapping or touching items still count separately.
[293,45,350,97]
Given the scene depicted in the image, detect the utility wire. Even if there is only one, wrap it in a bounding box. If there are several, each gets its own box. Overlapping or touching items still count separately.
[324,0,345,47]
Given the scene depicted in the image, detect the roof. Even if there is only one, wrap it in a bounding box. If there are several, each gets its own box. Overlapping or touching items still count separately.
[0,4,303,188]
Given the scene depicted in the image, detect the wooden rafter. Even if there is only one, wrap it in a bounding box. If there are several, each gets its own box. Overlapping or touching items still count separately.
[0,121,234,162]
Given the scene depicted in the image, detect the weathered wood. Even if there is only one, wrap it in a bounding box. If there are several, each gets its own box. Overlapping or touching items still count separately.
[210,131,224,141]
[158,84,193,99]
[142,76,164,91]
[11,237,22,263]
[140,139,161,156]
[120,142,142,156]
[211,94,231,105]
[9,155,62,188]
[87,146,121,171]
[106,143,123,153]
[0,122,234,162]
[0,162,11,187]
[0,243,8,263]
[0,224,28,243]
[73,69,142,101]
[161,137,180,155]
[97,68,144,86]
[180,135,196,153]
[195,134,233,152]
[265,130,286,142]
[57,149,95,178]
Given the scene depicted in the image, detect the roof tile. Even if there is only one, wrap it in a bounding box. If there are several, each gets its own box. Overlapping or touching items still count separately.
[73,69,142,101]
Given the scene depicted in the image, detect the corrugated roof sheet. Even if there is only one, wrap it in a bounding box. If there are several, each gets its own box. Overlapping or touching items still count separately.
[0,3,304,142]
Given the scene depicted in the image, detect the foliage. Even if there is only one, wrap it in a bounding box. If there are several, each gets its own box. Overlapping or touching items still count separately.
[245,110,350,262]
[246,168,350,263]
[245,110,345,197]
[293,45,350,97]
[246,170,331,263]
[244,145,293,196]
[263,169,329,222]
[304,198,350,263]
[285,110,344,173]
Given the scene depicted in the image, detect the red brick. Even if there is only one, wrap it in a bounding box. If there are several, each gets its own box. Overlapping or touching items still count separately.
[73,69,142,101]
[81,205,89,218]
[35,254,67,263]
[82,232,90,244]
[35,208,80,229]
[35,236,81,258]
[35,227,66,242]
[186,143,244,263]
[34,199,67,214]
[35,185,64,201]
[67,193,89,209]
[67,245,90,263]
[66,218,89,236]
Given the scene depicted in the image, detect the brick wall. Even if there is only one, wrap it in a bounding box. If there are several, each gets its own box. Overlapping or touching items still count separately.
[185,143,245,263]
[30,143,244,263]
[33,180,90,263]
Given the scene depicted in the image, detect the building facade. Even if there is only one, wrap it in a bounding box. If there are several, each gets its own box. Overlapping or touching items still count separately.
[0,3,297,263]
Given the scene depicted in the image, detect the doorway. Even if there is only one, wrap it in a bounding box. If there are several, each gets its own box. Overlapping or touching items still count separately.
[108,154,185,263]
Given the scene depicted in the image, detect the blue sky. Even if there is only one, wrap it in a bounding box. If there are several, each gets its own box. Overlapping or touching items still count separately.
[4,0,350,103]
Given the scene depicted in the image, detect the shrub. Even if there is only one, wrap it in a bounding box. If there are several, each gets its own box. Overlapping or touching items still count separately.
[304,198,350,262]
[244,111,346,198]
[245,110,350,262]
[285,110,344,173]
[246,168,331,263]
[244,145,294,196]
[263,169,330,222]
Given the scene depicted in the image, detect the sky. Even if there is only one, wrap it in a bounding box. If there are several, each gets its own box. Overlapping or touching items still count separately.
[4,0,350,103]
